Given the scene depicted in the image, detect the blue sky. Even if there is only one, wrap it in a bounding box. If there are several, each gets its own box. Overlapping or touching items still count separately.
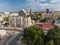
[0,0,60,12]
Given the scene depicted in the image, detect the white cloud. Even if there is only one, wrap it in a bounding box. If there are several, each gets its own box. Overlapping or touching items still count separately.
[0,0,60,12]
[21,0,52,11]
[23,0,60,11]
[50,0,60,3]
[49,0,60,11]
[36,0,47,2]
[26,0,35,2]
[26,0,47,2]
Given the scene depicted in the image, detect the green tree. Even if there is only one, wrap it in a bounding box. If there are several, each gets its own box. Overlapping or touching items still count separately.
[21,25,44,45]
[47,27,60,45]
[3,17,9,21]
[46,40,54,45]
[40,17,50,23]
[53,27,60,45]
[31,13,40,22]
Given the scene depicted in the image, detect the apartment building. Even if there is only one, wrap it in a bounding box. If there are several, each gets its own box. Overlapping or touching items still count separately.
[9,9,35,27]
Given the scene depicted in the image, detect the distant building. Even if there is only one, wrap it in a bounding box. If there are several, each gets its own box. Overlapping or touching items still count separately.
[40,13,45,20]
[30,8,32,15]
[46,8,49,14]
[55,20,60,28]
[10,12,18,16]
[0,12,18,17]
[52,11,57,21]
[54,11,60,19]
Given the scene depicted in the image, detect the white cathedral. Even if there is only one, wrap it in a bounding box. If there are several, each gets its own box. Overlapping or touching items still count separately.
[19,9,35,27]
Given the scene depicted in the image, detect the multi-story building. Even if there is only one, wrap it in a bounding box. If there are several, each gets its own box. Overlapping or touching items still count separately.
[0,12,18,17]
[9,9,35,27]
[52,11,57,21]
[0,12,18,27]
[46,8,50,14]
[40,13,45,20]
[19,9,35,27]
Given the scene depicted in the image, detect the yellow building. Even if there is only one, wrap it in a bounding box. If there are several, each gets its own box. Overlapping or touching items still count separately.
[52,11,57,21]
[40,13,45,20]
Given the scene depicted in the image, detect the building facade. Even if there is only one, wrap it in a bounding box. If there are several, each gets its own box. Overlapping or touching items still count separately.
[9,9,35,27]
[19,9,35,27]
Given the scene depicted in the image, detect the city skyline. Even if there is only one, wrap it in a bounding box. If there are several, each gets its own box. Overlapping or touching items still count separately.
[0,0,59,12]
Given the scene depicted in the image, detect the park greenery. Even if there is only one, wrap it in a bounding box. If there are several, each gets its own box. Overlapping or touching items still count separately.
[31,13,50,23]
[31,13,41,22]
[3,16,9,21]
[22,25,60,45]
[40,17,50,23]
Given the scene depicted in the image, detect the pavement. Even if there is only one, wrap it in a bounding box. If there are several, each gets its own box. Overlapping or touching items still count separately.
[5,30,23,45]
[0,27,24,31]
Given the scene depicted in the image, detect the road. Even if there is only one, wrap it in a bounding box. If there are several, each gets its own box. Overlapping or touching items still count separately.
[0,27,24,31]
[0,27,24,45]
[8,31,23,45]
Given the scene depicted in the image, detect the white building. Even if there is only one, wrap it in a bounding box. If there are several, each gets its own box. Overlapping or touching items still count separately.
[10,12,18,16]
[0,12,18,17]
[9,9,35,27]
[19,9,35,27]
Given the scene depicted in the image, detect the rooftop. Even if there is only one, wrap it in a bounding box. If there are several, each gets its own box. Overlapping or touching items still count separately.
[36,23,54,29]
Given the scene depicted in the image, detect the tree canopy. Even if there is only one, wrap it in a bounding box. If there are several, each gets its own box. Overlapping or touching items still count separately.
[40,17,50,23]
[22,25,44,45]
[21,25,60,45]
[47,27,60,45]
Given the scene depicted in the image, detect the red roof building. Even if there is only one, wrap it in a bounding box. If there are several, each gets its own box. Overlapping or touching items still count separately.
[36,23,54,35]
[36,23,54,29]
